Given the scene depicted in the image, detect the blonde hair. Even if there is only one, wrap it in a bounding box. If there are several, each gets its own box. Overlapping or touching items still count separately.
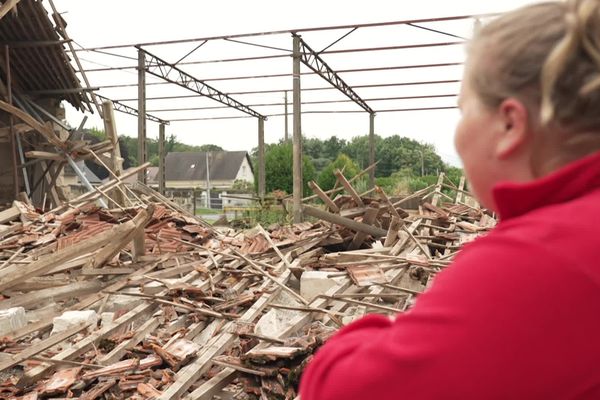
[469,0,600,133]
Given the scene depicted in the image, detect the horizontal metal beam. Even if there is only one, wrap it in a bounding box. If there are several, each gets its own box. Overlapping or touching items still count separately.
[147,94,457,112]
[139,47,265,120]
[81,43,462,73]
[74,14,491,52]
[96,62,462,90]
[96,94,169,125]
[296,34,373,113]
[113,79,461,102]
[168,106,458,122]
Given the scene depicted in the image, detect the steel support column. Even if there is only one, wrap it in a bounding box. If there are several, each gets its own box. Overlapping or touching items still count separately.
[258,118,265,201]
[369,112,376,188]
[137,48,147,183]
[158,123,166,195]
[292,35,303,223]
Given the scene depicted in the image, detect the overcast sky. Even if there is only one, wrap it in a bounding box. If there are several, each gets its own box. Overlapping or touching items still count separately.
[53,0,542,166]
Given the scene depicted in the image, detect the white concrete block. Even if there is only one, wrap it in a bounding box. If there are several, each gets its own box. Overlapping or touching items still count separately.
[51,310,97,335]
[104,294,141,313]
[100,312,115,327]
[300,271,344,301]
[255,291,303,338]
[0,307,26,336]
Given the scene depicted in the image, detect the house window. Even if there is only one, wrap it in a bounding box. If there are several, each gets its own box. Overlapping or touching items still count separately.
[190,164,196,168]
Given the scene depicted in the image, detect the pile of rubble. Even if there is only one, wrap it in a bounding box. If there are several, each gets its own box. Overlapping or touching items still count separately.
[0,169,494,399]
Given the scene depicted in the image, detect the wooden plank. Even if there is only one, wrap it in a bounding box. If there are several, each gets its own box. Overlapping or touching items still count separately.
[187,222,424,399]
[18,301,158,387]
[0,0,20,20]
[0,280,103,310]
[348,204,379,250]
[99,318,161,366]
[24,151,64,162]
[0,100,63,148]
[185,367,238,400]
[101,101,125,207]
[384,216,403,247]
[49,162,150,215]
[132,229,145,261]
[256,225,294,271]
[308,181,339,213]
[157,270,291,400]
[131,181,214,230]
[334,168,364,207]
[9,251,162,343]
[302,205,387,238]
[0,322,89,372]
[0,209,148,292]
[0,205,19,224]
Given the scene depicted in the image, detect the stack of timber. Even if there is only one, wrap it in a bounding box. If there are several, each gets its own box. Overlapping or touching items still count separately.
[0,168,495,399]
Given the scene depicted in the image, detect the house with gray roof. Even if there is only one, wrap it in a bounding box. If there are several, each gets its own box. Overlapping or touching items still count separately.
[165,151,254,189]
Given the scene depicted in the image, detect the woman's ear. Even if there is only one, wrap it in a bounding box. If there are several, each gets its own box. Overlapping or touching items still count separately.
[495,98,530,159]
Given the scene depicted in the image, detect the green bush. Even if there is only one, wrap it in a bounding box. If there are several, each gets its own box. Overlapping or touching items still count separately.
[317,153,360,191]
[255,142,316,194]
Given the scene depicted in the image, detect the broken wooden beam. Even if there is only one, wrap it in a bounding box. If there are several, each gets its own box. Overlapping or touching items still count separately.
[0,322,90,373]
[308,181,340,213]
[302,205,387,238]
[334,169,364,207]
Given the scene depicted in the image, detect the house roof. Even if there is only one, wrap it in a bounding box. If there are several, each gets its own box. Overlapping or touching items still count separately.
[0,0,88,111]
[166,151,251,182]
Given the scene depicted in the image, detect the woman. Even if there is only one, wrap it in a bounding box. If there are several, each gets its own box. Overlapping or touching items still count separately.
[299,1,600,398]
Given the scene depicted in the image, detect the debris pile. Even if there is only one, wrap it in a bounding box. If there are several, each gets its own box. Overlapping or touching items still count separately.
[0,169,495,399]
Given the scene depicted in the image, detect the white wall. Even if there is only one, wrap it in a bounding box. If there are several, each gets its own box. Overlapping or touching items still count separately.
[235,157,254,183]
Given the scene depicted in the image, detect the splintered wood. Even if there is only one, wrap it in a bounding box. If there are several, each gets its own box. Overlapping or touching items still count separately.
[0,170,494,399]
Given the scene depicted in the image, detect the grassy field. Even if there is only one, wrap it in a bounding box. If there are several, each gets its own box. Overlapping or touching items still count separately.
[195,207,218,215]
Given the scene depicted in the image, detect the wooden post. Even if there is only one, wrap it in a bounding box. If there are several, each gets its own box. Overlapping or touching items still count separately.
[292,35,303,223]
[284,90,289,141]
[257,118,265,201]
[5,45,18,199]
[101,101,125,206]
[455,176,466,204]
[368,112,375,189]
[137,48,147,183]
[158,123,166,195]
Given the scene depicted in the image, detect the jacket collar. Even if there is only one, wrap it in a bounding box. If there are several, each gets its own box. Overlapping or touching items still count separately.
[492,150,600,220]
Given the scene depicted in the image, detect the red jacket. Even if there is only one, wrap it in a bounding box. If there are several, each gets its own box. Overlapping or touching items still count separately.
[300,151,600,400]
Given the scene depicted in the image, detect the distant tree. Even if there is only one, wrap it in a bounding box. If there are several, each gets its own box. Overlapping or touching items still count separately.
[303,137,324,160]
[445,166,464,187]
[322,136,347,160]
[317,153,360,191]
[199,144,224,152]
[149,154,159,167]
[344,135,380,169]
[258,142,315,194]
